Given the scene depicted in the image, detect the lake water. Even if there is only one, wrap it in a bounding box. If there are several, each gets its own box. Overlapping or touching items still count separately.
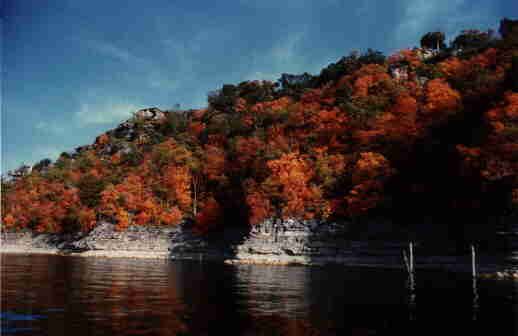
[1,254,517,335]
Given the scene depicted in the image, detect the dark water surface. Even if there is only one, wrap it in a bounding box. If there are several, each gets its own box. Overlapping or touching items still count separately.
[1,254,517,335]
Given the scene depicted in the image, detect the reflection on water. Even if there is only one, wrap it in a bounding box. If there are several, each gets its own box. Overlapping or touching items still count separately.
[235,264,311,316]
[1,254,517,335]
[1,256,189,335]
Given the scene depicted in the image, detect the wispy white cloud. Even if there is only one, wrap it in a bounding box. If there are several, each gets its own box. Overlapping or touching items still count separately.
[75,100,139,125]
[35,121,67,135]
[159,27,233,70]
[271,31,305,65]
[241,30,314,82]
[74,89,140,125]
[87,40,149,68]
[157,28,236,104]
[86,39,181,91]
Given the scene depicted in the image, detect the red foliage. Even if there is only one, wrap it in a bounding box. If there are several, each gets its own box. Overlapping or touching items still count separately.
[346,152,395,216]
[246,191,272,226]
[262,152,326,220]
[188,121,205,138]
[3,26,518,235]
[203,145,227,183]
[2,177,80,232]
[421,79,461,121]
[162,165,192,212]
[193,197,222,235]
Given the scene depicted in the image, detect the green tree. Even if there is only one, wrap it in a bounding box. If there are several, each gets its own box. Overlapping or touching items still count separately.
[420,32,446,50]
[32,158,52,172]
[499,18,518,40]
[452,29,493,51]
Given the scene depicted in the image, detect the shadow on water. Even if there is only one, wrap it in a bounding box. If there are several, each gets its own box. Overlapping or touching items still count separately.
[232,262,518,335]
[1,253,517,336]
[167,218,250,263]
[162,209,518,335]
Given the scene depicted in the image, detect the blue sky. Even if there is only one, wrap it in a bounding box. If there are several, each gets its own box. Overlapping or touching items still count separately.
[2,0,516,174]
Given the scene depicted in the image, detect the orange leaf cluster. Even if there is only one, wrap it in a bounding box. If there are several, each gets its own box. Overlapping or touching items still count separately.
[422,79,461,117]
[2,177,80,232]
[263,152,325,219]
[188,121,205,137]
[345,152,395,216]
[193,197,222,235]
[388,49,422,68]
[162,165,192,211]
[203,145,227,183]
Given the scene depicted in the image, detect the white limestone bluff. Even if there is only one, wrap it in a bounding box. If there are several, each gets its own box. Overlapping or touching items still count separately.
[2,215,517,279]
[133,107,167,121]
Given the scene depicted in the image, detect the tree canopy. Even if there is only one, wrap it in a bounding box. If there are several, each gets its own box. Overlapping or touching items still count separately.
[3,19,518,234]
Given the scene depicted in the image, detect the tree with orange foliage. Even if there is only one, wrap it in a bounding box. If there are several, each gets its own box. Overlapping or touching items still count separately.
[99,173,165,230]
[77,207,97,231]
[438,57,465,79]
[203,144,227,184]
[2,176,80,232]
[421,79,461,121]
[162,165,192,212]
[159,206,183,225]
[188,121,205,138]
[234,136,265,172]
[388,49,422,69]
[512,189,518,206]
[460,92,518,183]
[313,148,348,193]
[262,152,326,220]
[243,178,272,225]
[193,197,222,235]
[366,92,419,143]
[311,107,349,142]
[346,152,395,216]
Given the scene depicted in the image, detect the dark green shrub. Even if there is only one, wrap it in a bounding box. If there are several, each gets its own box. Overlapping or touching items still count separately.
[33,158,52,172]
[77,174,107,207]
[420,32,446,50]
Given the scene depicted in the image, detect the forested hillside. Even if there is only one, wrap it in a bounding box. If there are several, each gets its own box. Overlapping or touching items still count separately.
[2,18,518,234]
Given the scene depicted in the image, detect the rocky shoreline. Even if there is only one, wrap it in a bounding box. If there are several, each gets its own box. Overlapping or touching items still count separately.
[2,218,517,279]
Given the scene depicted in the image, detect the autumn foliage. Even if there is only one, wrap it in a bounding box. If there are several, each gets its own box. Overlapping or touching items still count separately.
[2,19,518,234]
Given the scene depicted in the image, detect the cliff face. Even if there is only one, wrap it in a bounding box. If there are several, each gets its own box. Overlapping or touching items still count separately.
[2,217,516,274]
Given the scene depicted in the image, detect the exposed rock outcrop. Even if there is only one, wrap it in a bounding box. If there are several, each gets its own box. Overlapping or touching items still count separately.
[231,218,414,265]
[136,107,166,121]
[2,217,517,275]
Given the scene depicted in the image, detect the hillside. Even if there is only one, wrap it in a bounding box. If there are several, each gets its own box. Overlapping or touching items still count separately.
[2,18,518,236]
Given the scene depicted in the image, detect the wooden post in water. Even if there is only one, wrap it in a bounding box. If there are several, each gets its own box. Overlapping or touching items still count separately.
[471,243,479,320]
[472,275,479,320]
[403,250,410,274]
[409,242,415,295]
[403,241,416,321]
[410,242,414,275]
[471,244,477,278]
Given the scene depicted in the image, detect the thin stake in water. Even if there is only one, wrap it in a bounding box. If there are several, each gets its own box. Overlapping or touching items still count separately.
[403,250,410,274]
[410,242,414,275]
[471,244,477,278]
[471,243,479,320]
[403,241,416,321]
